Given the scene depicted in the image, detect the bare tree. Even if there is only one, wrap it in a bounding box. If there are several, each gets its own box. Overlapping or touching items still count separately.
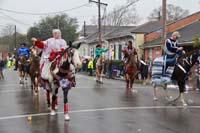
[90,0,140,26]
[104,0,140,26]
[0,24,14,36]
[148,4,189,23]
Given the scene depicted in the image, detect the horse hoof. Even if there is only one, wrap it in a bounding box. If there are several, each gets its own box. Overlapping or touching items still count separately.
[153,97,158,101]
[181,100,188,107]
[132,89,138,93]
[183,103,188,107]
[34,92,38,96]
[64,113,70,121]
[47,105,51,110]
[55,105,58,110]
[165,96,173,101]
[50,110,57,116]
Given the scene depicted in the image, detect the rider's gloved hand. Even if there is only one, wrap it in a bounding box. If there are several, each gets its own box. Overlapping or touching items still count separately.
[57,48,65,55]
[49,51,57,61]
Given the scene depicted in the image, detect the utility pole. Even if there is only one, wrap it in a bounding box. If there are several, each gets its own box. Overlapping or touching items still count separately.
[14,25,17,49]
[84,21,86,37]
[89,0,107,46]
[162,0,167,47]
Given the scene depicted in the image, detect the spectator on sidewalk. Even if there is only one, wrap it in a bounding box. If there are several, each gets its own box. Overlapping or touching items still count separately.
[88,58,94,76]
[107,59,113,79]
[140,58,148,82]
[0,59,4,80]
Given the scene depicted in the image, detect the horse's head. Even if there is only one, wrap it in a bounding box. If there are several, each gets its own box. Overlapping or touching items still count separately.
[128,53,136,66]
[100,53,105,62]
[30,46,41,62]
[70,42,82,69]
[178,49,200,66]
[19,54,26,64]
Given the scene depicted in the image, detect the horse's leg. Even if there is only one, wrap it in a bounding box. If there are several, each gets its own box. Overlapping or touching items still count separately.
[163,84,173,100]
[46,89,51,109]
[34,76,39,95]
[50,92,57,116]
[96,69,98,82]
[63,88,70,121]
[177,80,187,106]
[131,76,137,93]
[125,74,129,90]
[100,69,103,84]
[153,84,158,101]
[54,88,59,110]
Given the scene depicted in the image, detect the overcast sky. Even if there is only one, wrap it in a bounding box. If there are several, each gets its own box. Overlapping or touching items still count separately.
[0,0,199,34]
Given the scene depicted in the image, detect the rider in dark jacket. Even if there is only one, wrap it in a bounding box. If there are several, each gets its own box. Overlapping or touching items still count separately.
[14,43,30,71]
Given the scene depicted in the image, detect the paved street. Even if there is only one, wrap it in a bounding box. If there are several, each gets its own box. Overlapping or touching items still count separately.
[0,68,200,133]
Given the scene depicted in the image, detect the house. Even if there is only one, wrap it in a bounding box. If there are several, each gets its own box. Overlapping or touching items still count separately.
[140,12,200,60]
[143,20,200,61]
[77,21,162,60]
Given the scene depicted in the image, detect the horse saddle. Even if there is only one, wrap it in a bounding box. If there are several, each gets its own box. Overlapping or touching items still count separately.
[126,65,136,74]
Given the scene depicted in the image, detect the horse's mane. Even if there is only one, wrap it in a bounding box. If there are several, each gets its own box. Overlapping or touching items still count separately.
[179,48,199,59]
[128,53,136,66]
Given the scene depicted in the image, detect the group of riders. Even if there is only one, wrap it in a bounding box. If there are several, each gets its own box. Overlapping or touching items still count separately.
[12,28,183,120]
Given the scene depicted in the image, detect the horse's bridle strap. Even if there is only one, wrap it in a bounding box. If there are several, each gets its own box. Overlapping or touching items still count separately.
[176,64,187,74]
[59,67,72,74]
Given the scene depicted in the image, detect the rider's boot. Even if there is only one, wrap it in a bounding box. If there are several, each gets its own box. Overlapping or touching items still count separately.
[64,103,70,121]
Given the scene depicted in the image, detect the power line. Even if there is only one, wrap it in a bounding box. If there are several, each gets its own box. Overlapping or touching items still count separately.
[0,12,31,26]
[0,3,89,16]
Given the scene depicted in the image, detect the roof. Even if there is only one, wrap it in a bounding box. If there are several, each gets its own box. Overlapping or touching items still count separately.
[84,26,117,44]
[79,25,98,37]
[77,21,163,44]
[105,26,136,40]
[131,21,162,33]
[143,20,200,48]
[79,25,120,37]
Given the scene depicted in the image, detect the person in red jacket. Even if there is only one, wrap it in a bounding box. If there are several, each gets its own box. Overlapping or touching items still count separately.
[32,29,71,120]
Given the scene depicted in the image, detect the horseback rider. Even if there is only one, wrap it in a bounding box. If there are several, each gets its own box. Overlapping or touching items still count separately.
[14,43,30,71]
[122,40,138,64]
[31,29,71,82]
[94,44,108,69]
[18,43,30,58]
[164,31,184,72]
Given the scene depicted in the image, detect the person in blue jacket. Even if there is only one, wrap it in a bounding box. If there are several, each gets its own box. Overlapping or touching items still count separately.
[14,43,30,71]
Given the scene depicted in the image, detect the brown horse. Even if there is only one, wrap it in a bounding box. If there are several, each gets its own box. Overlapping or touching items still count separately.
[18,54,29,85]
[125,53,138,92]
[96,53,105,84]
[29,47,40,95]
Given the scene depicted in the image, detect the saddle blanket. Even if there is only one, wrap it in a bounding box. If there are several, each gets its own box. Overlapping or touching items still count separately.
[152,56,174,84]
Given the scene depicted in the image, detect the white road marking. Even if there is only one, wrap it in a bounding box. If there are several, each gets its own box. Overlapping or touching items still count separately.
[0,106,199,120]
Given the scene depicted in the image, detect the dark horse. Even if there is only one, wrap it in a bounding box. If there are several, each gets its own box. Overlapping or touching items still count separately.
[43,43,82,121]
[29,47,40,95]
[125,52,138,93]
[18,54,29,85]
[152,49,200,106]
